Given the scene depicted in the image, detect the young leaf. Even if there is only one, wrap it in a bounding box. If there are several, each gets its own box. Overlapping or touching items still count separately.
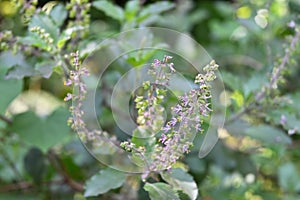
[50,4,68,27]
[84,168,126,197]
[0,51,35,79]
[57,26,85,49]
[144,182,180,200]
[35,60,56,78]
[93,0,124,22]
[137,1,174,23]
[18,34,49,51]
[0,65,23,114]
[125,0,140,22]
[161,168,198,200]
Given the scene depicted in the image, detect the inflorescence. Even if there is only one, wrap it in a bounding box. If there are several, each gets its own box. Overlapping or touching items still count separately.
[65,53,219,177]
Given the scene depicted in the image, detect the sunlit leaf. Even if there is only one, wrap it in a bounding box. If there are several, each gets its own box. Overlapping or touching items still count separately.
[93,0,124,22]
[161,168,198,200]
[144,182,179,200]
[50,4,67,26]
[84,168,126,197]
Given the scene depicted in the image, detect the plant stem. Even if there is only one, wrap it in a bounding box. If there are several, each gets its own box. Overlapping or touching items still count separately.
[225,30,300,125]
[47,149,84,192]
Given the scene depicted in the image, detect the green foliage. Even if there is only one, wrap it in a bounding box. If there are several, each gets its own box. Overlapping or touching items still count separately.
[93,1,125,22]
[161,168,198,200]
[0,0,300,199]
[84,168,126,197]
[144,182,179,200]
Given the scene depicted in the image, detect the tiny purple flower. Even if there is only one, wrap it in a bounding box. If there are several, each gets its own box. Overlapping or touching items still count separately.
[64,79,72,86]
[280,115,287,125]
[288,127,298,135]
[160,134,168,144]
[195,124,203,132]
[162,124,171,133]
[144,111,149,118]
[173,104,182,114]
[181,94,188,106]
[153,59,161,67]
[64,93,72,101]
[288,20,296,28]
[182,145,189,153]
[169,117,177,127]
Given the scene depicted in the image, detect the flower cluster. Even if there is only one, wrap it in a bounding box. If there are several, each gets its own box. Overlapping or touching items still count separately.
[148,60,219,172]
[134,55,176,131]
[64,51,100,141]
[21,0,38,24]
[30,26,54,47]
[64,54,219,177]
[121,57,219,176]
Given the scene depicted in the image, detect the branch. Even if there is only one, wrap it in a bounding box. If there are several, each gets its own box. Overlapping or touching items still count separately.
[47,149,84,192]
[0,180,62,193]
[226,30,300,125]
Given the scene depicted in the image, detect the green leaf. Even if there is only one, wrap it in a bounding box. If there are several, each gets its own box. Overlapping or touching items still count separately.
[138,1,175,23]
[144,182,180,200]
[243,73,266,98]
[266,110,300,134]
[93,0,124,22]
[0,67,23,114]
[231,90,244,107]
[5,64,36,79]
[50,4,67,27]
[35,60,56,78]
[0,51,35,79]
[125,0,140,21]
[221,71,243,91]
[245,125,292,145]
[9,107,70,152]
[29,12,59,42]
[24,147,46,183]
[18,34,49,51]
[289,92,300,114]
[278,163,300,193]
[57,26,85,49]
[161,168,198,200]
[84,168,126,197]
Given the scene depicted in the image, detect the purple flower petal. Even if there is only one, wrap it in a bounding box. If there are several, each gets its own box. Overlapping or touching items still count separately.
[64,93,72,101]
[173,104,182,114]
[170,117,177,127]
[64,79,72,86]
[288,20,296,28]
[162,125,171,133]
[280,115,287,125]
[160,134,168,144]
[153,59,161,67]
